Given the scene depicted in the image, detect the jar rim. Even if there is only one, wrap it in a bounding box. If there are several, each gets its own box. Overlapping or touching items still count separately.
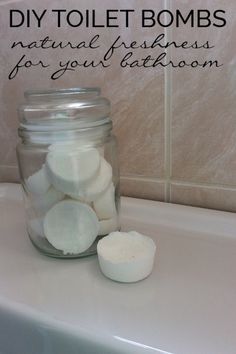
[18,87,111,133]
[25,87,101,101]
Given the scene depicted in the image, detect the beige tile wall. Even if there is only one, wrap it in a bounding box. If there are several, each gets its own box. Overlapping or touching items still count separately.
[0,0,235,212]
[170,0,236,211]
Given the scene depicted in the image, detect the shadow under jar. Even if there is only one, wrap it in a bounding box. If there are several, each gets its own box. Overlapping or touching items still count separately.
[16,88,120,258]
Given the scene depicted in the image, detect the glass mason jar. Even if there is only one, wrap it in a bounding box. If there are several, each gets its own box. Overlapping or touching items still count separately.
[16,88,120,258]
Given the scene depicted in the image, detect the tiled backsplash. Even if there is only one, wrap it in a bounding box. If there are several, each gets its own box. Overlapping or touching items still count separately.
[1,0,236,212]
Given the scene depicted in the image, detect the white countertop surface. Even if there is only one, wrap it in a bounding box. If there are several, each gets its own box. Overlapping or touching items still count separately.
[0,183,236,354]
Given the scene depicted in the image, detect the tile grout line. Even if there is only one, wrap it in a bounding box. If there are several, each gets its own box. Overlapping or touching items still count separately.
[164,0,173,203]
[171,179,236,191]
[0,165,18,168]
[121,175,236,192]
[121,175,166,183]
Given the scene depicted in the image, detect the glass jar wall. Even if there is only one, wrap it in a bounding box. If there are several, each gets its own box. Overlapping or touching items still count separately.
[16,88,120,258]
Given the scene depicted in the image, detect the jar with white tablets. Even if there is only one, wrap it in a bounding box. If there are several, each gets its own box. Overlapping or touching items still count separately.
[16,88,120,258]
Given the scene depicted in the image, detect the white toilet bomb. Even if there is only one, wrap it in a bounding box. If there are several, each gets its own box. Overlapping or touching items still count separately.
[69,157,112,203]
[84,158,112,202]
[26,165,50,195]
[93,183,116,220]
[49,143,104,155]
[46,148,101,195]
[28,218,44,237]
[99,216,118,236]
[44,200,99,254]
[48,142,87,153]
[97,146,105,157]
[97,231,156,283]
[32,187,64,214]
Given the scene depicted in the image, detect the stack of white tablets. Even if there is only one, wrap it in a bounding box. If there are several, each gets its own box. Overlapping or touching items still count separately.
[25,145,118,255]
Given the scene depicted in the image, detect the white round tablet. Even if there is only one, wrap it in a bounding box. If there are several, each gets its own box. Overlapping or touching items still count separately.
[46,148,101,195]
[28,218,44,237]
[98,216,119,236]
[97,231,156,283]
[69,157,112,203]
[44,200,99,255]
[32,187,64,214]
[48,142,83,153]
[97,146,105,157]
[93,183,116,220]
[26,165,50,195]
